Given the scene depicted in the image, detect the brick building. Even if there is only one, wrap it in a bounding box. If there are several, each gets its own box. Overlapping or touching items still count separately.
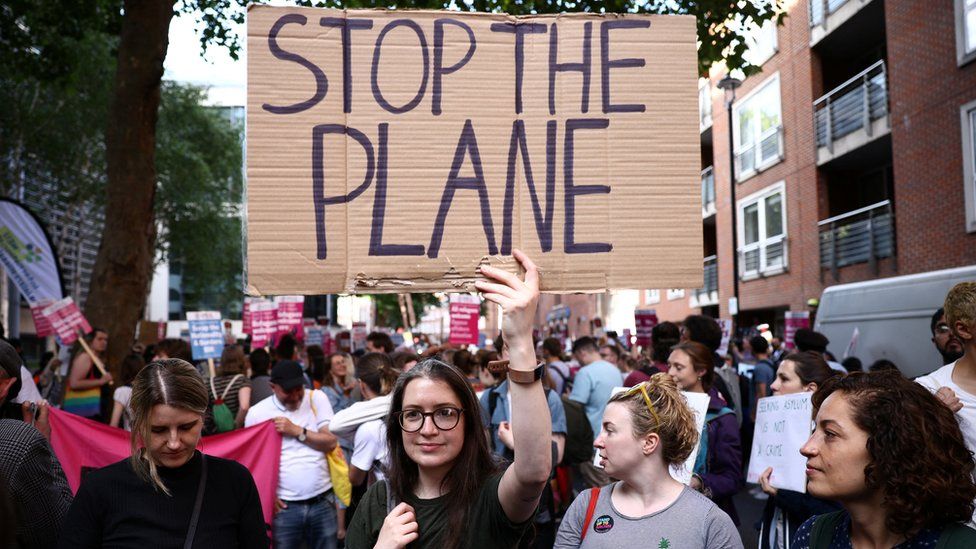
[535,0,976,341]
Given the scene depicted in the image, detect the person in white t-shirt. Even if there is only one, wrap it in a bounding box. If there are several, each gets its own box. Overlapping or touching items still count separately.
[917,283,976,525]
[245,360,338,549]
[349,353,400,487]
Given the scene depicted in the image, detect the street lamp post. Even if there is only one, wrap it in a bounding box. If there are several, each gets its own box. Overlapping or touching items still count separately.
[717,74,742,336]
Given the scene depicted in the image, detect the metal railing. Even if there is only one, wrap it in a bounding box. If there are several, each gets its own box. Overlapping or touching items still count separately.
[694,255,718,304]
[701,167,715,216]
[818,200,894,279]
[735,126,784,180]
[814,60,888,150]
[809,0,854,27]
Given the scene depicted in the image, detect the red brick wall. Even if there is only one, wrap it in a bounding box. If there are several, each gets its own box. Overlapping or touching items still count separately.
[885,0,976,272]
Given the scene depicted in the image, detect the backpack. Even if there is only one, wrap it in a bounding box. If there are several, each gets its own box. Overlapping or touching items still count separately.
[809,511,976,549]
[560,397,595,466]
[693,406,735,475]
[209,374,242,433]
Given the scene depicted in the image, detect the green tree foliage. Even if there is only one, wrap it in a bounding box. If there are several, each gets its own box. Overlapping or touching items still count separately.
[373,293,442,329]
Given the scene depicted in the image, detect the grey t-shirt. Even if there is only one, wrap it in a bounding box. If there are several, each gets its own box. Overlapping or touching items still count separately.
[554,483,743,549]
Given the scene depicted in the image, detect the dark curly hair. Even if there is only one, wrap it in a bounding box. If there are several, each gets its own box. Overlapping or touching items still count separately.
[811,371,976,536]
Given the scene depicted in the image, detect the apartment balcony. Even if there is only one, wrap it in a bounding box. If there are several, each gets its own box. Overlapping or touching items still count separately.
[809,0,879,47]
[701,167,716,218]
[819,200,895,280]
[690,255,718,308]
[814,60,889,166]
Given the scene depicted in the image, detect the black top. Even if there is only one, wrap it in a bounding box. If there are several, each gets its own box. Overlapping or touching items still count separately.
[58,451,268,549]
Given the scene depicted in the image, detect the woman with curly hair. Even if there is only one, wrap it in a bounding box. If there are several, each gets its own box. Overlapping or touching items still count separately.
[554,373,741,548]
[793,370,976,548]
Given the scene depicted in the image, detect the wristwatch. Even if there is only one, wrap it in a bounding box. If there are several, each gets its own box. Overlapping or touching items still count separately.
[298,427,307,442]
[507,362,547,385]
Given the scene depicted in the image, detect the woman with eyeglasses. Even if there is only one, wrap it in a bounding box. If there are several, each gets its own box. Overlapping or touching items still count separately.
[554,373,742,548]
[345,250,552,549]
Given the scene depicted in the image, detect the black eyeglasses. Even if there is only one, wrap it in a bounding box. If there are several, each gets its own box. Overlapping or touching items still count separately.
[396,407,464,432]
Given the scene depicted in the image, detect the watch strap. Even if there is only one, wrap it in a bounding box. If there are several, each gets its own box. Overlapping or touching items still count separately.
[490,360,545,384]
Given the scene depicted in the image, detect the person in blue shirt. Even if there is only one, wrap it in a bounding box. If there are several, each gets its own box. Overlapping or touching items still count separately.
[569,337,623,439]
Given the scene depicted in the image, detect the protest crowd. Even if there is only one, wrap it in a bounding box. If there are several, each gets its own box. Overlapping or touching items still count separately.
[3,253,976,549]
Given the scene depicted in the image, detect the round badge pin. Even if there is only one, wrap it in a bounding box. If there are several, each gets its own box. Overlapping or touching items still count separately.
[593,515,614,533]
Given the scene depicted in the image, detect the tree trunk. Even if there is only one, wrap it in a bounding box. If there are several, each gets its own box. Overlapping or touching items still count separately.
[84,0,175,369]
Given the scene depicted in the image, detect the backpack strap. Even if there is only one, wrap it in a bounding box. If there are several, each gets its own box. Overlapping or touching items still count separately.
[220,374,243,401]
[384,479,398,515]
[579,486,602,541]
[809,511,845,549]
[209,376,219,401]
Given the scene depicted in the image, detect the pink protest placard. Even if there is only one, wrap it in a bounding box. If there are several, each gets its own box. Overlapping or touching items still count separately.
[634,309,658,347]
[784,311,810,350]
[276,295,305,340]
[242,297,255,334]
[449,296,481,346]
[41,297,91,345]
[250,299,278,349]
[30,298,55,337]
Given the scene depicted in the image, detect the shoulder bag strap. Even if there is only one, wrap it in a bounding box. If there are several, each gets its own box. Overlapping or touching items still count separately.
[384,479,398,515]
[579,486,602,541]
[209,375,219,401]
[184,454,208,549]
[220,374,243,401]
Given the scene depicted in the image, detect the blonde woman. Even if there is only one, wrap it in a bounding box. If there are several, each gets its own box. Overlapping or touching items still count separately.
[555,373,742,548]
[59,359,267,548]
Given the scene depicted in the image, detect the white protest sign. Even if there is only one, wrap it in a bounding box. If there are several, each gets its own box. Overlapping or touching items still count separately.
[746,392,813,493]
[716,318,732,356]
[603,387,710,484]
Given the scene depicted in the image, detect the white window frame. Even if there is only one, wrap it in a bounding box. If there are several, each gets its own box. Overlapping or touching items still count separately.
[732,73,784,182]
[743,19,778,67]
[956,0,976,67]
[667,289,686,301]
[644,289,661,304]
[737,181,788,279]
[962,99,976,233]
[699,79,713,132]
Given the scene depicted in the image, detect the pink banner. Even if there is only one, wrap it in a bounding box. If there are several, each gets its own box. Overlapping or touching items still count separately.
[276,296,305,340]
[242,298,253,334]
[48,408,281,529]
[634,309,658,347]
[784,311,810,350]
[42,297,91,345]
[30,298,55,337]
[449,301,480,345]
[250,300,278,349]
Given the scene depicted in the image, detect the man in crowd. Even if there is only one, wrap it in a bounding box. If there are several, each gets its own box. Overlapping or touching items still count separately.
[681,315,741,425]
[931,307,965,368]
[365,332,394,354]
[0,338,73,548]
[748,336,775,422]
[794,328,848,373]
[245,360,339,549]
[918,283,976,451]
[542,337,571,396]
[568,336,620,486]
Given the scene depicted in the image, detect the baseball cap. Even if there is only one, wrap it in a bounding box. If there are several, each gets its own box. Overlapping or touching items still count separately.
[270,360,305,391]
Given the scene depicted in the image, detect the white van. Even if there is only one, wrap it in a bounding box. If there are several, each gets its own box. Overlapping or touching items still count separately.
[814,265,976,379]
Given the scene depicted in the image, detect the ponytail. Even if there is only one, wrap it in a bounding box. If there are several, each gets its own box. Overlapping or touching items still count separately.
[355,352,399,396]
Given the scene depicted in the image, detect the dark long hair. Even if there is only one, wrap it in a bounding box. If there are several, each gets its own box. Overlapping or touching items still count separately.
[812,371,976,536]
[385,359,498,549]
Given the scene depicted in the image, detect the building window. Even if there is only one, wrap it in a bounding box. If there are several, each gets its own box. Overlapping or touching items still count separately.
[957,0,976,66]
[733,74,784,182]
[667,289,686,300]
[744,20,778,67]
[962,100,976,232]
[699,80,713,130]
[644,289,661,304]
[738,181,788,279]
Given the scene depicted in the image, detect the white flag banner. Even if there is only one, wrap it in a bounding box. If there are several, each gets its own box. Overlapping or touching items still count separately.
[0,199,63,305]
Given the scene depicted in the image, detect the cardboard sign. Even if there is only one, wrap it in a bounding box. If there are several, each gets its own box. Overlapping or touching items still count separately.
[275,295,305,339]
[634,308,657,347]
[606,387,709,484]
[250,300,279,349]
[246,7,701,295]
[42,297,91,345]
[187,311,224,361]
[448,294,480,345]
[746,393,813,493]
[784,311,810,350]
